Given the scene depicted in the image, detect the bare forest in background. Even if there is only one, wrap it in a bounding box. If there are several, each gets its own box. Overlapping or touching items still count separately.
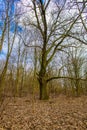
[0,0,87,129]
[0,0,87,100]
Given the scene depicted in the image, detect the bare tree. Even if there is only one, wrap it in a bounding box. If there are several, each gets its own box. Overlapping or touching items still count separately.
[0,0,18,97]
[62,44,86,96]
[17,0,87,99]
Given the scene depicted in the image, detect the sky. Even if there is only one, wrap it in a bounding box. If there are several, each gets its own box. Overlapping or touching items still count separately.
[0,0,22,58]
[0,0,85,58]
[0,0,75,58]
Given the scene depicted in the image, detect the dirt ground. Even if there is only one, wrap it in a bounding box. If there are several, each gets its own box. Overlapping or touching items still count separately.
[0,95,87,130]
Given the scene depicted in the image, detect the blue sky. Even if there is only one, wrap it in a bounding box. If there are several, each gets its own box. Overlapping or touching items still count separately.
[0,0,66,58]
[0,0,20,58]
[37,0,44,4]
[0,50,6,59]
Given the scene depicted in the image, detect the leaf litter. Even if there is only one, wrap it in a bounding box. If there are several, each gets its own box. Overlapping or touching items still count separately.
[0,95,87,130]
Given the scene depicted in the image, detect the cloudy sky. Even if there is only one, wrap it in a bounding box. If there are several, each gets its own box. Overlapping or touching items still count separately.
[0,0,85,58]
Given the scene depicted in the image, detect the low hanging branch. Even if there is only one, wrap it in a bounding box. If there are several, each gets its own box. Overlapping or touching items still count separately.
[46,76,87,83]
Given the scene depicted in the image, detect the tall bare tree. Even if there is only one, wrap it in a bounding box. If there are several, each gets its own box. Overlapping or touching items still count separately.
[0,0,18,97]
[17,0,87,99]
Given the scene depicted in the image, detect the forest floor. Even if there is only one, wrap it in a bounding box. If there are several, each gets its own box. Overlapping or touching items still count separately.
[0,95,87,130]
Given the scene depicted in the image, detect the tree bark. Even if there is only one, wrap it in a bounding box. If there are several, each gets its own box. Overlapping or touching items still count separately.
[39,78,49,100]
[75,79,79,96]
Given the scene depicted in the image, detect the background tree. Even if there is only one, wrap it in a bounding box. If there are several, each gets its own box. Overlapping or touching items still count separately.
[63,44,86,96]
[0,0,18,97]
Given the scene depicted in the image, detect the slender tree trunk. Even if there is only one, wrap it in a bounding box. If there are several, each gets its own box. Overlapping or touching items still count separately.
[75,79,79,96]
[0,56,9,95]
[15,68,20,96]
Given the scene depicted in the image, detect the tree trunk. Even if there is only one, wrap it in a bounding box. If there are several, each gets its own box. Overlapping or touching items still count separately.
[75,82,79,97]
[39,78,49,100]
[75,79,79,97]
[0,62,8,95]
